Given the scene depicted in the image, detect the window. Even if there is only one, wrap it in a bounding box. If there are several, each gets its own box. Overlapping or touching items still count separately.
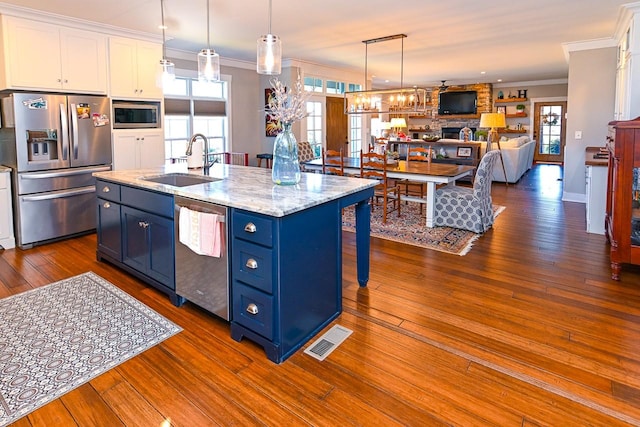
[350,115,362,157]
[304,76,323,93]
[164,115,190,159]
[306,101,323,157]
[163,76,229,163]
[326,80,346,95]
[348,83,363,92]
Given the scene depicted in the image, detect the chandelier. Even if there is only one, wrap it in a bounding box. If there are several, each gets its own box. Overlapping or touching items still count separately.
[344,34,431,115]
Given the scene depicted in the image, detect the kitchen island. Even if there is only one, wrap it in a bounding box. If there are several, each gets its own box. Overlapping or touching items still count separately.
[94,164,376,363]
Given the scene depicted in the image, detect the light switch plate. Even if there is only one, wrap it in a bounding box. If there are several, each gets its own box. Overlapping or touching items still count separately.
[575,130,583,139]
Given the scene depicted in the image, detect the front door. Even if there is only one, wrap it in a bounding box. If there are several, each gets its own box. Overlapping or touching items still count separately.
[533,102,566,163]
[326,96,348,153]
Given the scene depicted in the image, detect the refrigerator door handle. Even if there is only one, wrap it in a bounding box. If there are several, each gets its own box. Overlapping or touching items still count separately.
[60,103,69,161]
[21,185,95,202]
[70,103,79,160]
[20,165,111,180]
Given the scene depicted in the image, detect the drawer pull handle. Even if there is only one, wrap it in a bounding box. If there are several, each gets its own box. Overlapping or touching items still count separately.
[103,202,111,208]
[138,221,149,229]
[246,303,259,315]
[246,258,258,269]
[244,222,257,233]
[102,186,110,193]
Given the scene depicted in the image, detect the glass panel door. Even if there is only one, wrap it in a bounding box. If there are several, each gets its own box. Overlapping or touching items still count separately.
[533,102,566,163]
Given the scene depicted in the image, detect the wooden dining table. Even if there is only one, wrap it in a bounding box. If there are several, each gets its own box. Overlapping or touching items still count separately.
[304,157,476,227]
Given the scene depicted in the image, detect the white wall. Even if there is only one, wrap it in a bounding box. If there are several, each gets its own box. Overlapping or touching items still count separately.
[563,47,617,202]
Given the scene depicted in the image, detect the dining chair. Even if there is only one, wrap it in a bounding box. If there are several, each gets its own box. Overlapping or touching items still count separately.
[398,146,432,216]
[322,148,344,176]
[433,149,500,233]
[360,150,401,224]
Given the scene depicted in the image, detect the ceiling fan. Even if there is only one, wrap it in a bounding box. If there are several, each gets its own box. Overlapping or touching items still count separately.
[438,80,449,91]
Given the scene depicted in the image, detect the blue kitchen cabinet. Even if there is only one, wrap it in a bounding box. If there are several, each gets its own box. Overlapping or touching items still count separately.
[121,205,174,289]
[96,180,121,261]
[96,179,180,305]
[230,200,343,364]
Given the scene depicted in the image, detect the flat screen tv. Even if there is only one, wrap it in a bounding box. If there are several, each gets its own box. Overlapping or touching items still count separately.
[438,91,477,115]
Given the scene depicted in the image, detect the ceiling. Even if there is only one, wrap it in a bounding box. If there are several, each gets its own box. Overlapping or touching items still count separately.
[0,0,632,88]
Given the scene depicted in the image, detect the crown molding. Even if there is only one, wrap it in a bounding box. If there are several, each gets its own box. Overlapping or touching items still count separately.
[494,79,568,88]
[561,37,617,63]
[283,58,362,81]
[0,2,161,42]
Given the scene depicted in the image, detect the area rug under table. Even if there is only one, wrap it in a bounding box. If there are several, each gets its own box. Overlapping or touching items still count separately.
[342,204,505,256]
[0,271,182,426]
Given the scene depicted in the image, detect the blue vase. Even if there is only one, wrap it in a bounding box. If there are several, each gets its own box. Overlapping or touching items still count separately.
[272,122,301,185]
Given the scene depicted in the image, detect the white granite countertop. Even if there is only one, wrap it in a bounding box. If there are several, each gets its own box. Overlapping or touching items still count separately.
[94,164,377,217]
[0,166,11,173]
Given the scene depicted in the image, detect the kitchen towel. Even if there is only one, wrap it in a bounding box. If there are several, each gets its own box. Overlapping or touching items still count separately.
[179,207,223,257]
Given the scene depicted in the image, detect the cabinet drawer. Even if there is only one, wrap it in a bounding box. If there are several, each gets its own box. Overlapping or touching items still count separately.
[121,185,173,218]
[96,180,120,202]
[232,210,273,247]
[232,239,273,294]
[232,282,274,340]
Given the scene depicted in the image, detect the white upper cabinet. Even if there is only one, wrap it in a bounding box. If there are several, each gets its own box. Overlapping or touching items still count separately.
[0,16,107,93]
[109,37,163,100]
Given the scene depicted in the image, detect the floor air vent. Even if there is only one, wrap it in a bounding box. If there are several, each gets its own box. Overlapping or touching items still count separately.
[304,325,353,361]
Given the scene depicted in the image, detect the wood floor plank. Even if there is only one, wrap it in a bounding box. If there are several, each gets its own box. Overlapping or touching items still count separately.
[24,399,77,426]
[59,383,125,426]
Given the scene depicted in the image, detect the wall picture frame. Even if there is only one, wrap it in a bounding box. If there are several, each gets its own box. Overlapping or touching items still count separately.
[457,147,472,157]
[265,88,282,137]
[496,105,507,115]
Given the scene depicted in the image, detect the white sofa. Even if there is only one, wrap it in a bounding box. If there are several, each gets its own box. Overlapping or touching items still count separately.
[480,136,536,183]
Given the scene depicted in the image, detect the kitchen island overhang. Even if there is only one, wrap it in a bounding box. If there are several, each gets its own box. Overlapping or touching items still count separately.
[94,164,375,363]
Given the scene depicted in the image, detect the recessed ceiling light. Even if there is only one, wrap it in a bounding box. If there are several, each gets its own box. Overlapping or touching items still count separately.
[158,25,168,30]
[480,71,486,75]
[385,79,389,83]
[497,79,503,82]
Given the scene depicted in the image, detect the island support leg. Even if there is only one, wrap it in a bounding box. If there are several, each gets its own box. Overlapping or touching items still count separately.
[425,181,437,228]
[354,199,371,287]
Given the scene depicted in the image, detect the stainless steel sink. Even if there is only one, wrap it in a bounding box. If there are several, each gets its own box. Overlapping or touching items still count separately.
[141,173,220,187]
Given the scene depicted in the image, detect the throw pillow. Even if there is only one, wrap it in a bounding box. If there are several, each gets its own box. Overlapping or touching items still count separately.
[500,138,520,148]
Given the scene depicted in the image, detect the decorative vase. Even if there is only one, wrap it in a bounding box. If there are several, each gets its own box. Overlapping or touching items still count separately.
[272,122,301,185]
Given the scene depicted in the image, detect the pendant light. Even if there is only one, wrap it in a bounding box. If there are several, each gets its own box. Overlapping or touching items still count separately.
[158,0,175,87]
[256,0,281,75]
[197,0,220,82]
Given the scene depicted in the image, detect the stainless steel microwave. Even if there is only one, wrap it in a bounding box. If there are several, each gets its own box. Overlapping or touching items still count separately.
[112,101,161,129]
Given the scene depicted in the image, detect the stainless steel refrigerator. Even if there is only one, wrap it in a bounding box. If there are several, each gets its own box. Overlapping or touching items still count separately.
[0,93,112,248]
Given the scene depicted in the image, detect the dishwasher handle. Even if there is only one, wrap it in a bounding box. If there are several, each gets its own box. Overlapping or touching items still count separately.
[175,202,226,223]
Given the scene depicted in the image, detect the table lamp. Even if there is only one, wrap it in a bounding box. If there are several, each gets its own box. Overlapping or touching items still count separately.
[479,112,508,185]
[390,117,407,140]
[380,121,392,138]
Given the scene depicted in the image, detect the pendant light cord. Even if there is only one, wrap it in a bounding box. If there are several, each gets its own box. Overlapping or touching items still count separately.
[400,36,404,90]
[268,0,272,34]
[160,0,167,58]
[206,0,211,49]
[364,42,368,90]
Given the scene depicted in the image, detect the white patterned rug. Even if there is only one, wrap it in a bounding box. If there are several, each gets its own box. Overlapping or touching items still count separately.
[0,272,182,426]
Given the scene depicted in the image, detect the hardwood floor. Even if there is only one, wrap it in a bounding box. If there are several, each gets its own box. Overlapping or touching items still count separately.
[2,163,640,426]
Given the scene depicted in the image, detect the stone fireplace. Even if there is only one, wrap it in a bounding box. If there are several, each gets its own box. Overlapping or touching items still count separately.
[441,127,477,139]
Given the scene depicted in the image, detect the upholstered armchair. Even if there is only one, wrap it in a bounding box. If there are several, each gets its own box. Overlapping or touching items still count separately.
[297,141,317,171]
[433,150,500,233]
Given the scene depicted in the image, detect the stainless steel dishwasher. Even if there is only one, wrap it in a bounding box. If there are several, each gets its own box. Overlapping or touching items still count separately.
[174,196,229,320]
